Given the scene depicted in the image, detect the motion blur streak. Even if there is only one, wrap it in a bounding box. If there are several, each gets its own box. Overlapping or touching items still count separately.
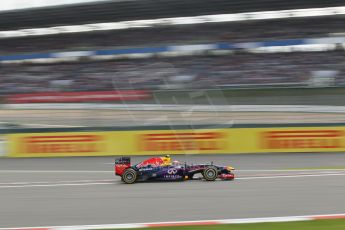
[1,6,344,38]
[1,0,345,229]
[2,213,345,230]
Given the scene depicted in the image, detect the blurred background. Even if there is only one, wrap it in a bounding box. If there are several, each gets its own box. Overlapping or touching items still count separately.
[1,2,345,230]
[0,0,344,128]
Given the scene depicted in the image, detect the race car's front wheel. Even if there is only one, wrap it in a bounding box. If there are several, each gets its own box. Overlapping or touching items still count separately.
[122,168,137,184]
[203,166,218,181]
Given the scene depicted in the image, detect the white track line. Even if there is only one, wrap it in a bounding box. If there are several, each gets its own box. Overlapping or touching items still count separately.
[0,172,345,189]
[238,169,345,172]
[236,172,345,180]
[0,179,115,188]
[0,170,112,173]
[2,169,345,174]
[0,179,114,185]
[0,182,114,188]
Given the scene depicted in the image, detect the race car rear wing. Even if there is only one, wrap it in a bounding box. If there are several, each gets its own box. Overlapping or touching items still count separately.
[115,157,131,176]
[115,157,131,165]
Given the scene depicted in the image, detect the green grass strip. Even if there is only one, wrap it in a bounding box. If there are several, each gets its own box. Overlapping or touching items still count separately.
[98,219,345,230]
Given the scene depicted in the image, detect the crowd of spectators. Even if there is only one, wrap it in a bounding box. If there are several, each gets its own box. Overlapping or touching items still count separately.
[0,15,344,94]
[0,16,343,55]
[0,51,344,93]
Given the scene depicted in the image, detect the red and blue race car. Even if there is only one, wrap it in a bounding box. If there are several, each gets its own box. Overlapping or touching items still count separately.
[115,155,235,184]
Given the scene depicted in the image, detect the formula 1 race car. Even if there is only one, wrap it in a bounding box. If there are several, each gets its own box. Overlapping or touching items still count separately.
[115,155,235,184]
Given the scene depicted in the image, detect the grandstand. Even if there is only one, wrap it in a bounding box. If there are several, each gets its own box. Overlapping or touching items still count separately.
[0,16,344,54]
[0,51,344,93]
[1,0,343,30]
[0,0,344,98]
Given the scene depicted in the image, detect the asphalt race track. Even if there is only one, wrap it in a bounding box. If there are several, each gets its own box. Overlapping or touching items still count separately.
[1,153,345,228]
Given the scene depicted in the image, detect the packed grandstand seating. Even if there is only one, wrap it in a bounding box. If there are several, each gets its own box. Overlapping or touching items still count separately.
[0,16,343,54]
[0,0,344,95]
[0,51,344,93]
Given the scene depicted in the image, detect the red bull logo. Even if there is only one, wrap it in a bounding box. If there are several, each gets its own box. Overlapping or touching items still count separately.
[138,132,226,151]
[262,130,343,149]
[21,135,104,154]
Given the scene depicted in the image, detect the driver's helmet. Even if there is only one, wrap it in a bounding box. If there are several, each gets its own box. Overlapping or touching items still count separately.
[172,160,181,166]
[162,155,172,166]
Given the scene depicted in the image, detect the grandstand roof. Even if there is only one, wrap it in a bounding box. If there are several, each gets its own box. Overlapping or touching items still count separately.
[0,0,344,30]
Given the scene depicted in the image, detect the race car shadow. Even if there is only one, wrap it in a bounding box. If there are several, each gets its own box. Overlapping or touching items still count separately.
[114,177,234,184]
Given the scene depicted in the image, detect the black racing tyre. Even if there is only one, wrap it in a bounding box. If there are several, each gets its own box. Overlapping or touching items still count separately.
[203,166,218,181]
[122,168,137,184]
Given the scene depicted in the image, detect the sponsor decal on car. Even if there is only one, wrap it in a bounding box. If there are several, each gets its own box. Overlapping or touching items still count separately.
[20,134,104,154]
[138,132,226,152]
[167,168,178,174]
[164,174,182,179]
[139,167,154,172]
[262,130,343,149]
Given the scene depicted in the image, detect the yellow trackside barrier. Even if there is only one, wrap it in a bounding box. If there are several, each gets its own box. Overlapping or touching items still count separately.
[232,127,345,153]
[8,132,112,157]
[7,129,229,157]
[7,126,345,157]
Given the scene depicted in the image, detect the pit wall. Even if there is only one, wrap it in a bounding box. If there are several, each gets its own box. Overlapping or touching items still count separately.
[2,124,345,157]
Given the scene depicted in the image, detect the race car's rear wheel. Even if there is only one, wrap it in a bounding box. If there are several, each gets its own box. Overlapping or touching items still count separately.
[122,168,137,184]
[203,166,218,181]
